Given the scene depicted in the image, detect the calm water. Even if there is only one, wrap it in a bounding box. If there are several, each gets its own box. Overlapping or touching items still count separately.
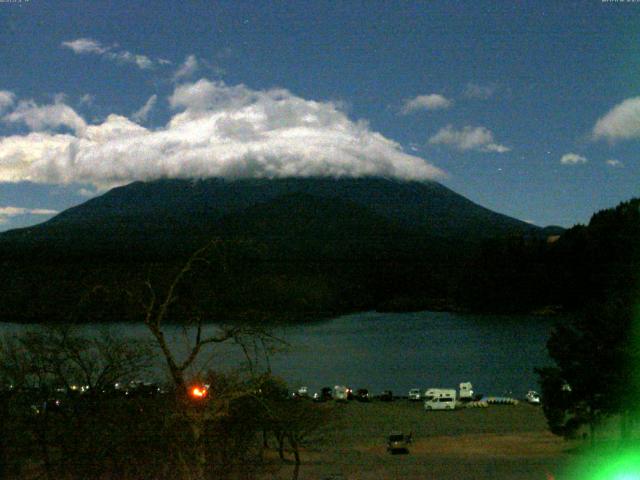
[0,311,555,398]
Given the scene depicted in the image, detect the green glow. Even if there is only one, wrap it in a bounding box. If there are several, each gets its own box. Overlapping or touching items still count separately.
[566,446,640,480]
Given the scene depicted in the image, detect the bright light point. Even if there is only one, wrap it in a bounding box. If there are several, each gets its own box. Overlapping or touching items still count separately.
[190,386,208,399]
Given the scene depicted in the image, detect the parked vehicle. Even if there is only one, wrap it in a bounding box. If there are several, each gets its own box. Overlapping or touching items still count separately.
[459,382,474,401]
[355,388,370,402]
[313,387,333,402]
[423,388,456,410]
[526,390,541,405]
[387,431,412,454]
[333,385,350,402]
[321,386,334,401]
[408,388,422,401]
[125,381,162,398]
[379,390,393,402]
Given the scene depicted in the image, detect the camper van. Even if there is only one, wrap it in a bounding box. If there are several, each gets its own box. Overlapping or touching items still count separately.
[459,382,474,401]
[423,388,456,410]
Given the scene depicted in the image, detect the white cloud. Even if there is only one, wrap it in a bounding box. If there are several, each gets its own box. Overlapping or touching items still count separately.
[79,94,94,106]
[61,38,107,54]
[560,153,587,165]
[105,50,154,70]
[400,94,452,114]
[53,93,68,104]
[0,79,444,188]
[606,159,623,167]
[78,187,98,197]
[0,206,58,224]
[428,125,510,153]
[174,54,199,81]
[3,100,87,134]
[132,94,157,123]
[0,90,16,113]
[463,82,496,100]
[61,38,157,70]
[0,132,76,182]
[593,96,640,142]
[168,79,255,112]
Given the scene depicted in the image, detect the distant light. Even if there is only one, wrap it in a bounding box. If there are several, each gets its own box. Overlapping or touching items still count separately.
[190,386,208,399]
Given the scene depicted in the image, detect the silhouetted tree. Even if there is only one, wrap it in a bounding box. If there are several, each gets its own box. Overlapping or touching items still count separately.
[0,326,164,480]
[538,298,640,442]
[538,199,640,441]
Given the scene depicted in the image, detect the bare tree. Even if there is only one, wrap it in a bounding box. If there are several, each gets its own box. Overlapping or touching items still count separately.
[0,326,159,480]
[126,239,285,480]
[3,326,153,394]
[133,239,278,395]
[0,240,287,480]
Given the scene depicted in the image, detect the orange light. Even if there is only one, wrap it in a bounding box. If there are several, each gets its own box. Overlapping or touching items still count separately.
[190,386,207,399]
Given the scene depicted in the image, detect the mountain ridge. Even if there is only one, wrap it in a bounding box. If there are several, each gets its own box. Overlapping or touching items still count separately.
[0,176,542,248]
[0,176,567,323]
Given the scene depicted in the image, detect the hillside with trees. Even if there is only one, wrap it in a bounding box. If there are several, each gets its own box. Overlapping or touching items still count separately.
[536,198,640,444]
[0,177,636,324]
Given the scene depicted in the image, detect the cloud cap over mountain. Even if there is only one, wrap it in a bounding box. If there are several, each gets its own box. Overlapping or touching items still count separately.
[0,79,443,188]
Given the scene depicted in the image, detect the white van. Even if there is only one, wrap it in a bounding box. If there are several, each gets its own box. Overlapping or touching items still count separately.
[423,388,456,410]
[408,388,422,401]
[526,390,541,405]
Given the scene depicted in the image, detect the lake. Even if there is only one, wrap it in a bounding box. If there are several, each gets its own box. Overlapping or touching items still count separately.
[0,310,555,398]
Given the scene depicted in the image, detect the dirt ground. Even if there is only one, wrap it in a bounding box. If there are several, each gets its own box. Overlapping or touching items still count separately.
[263,400,580,480]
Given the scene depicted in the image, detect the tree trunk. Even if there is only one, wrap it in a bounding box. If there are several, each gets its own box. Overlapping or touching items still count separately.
[36,409,54,480]
[188,412,207,480]
[276,432,285,461]
[291,440,300,466]
[288,433,301,480]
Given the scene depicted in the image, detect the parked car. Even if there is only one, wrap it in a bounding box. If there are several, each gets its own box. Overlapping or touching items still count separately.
[380,390,393,402]
[526,390,541,405]
[125,381,162,398]
[355,388,370,402]
[387,431,412,454]
[408,388,422,401]
[313,386,333,402]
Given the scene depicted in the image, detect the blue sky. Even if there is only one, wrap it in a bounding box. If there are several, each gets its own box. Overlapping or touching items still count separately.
[0,0,638,230]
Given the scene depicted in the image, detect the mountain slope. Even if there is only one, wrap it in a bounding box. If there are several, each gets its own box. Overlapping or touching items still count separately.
[0,176,554,323]
[0,177,539,257]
